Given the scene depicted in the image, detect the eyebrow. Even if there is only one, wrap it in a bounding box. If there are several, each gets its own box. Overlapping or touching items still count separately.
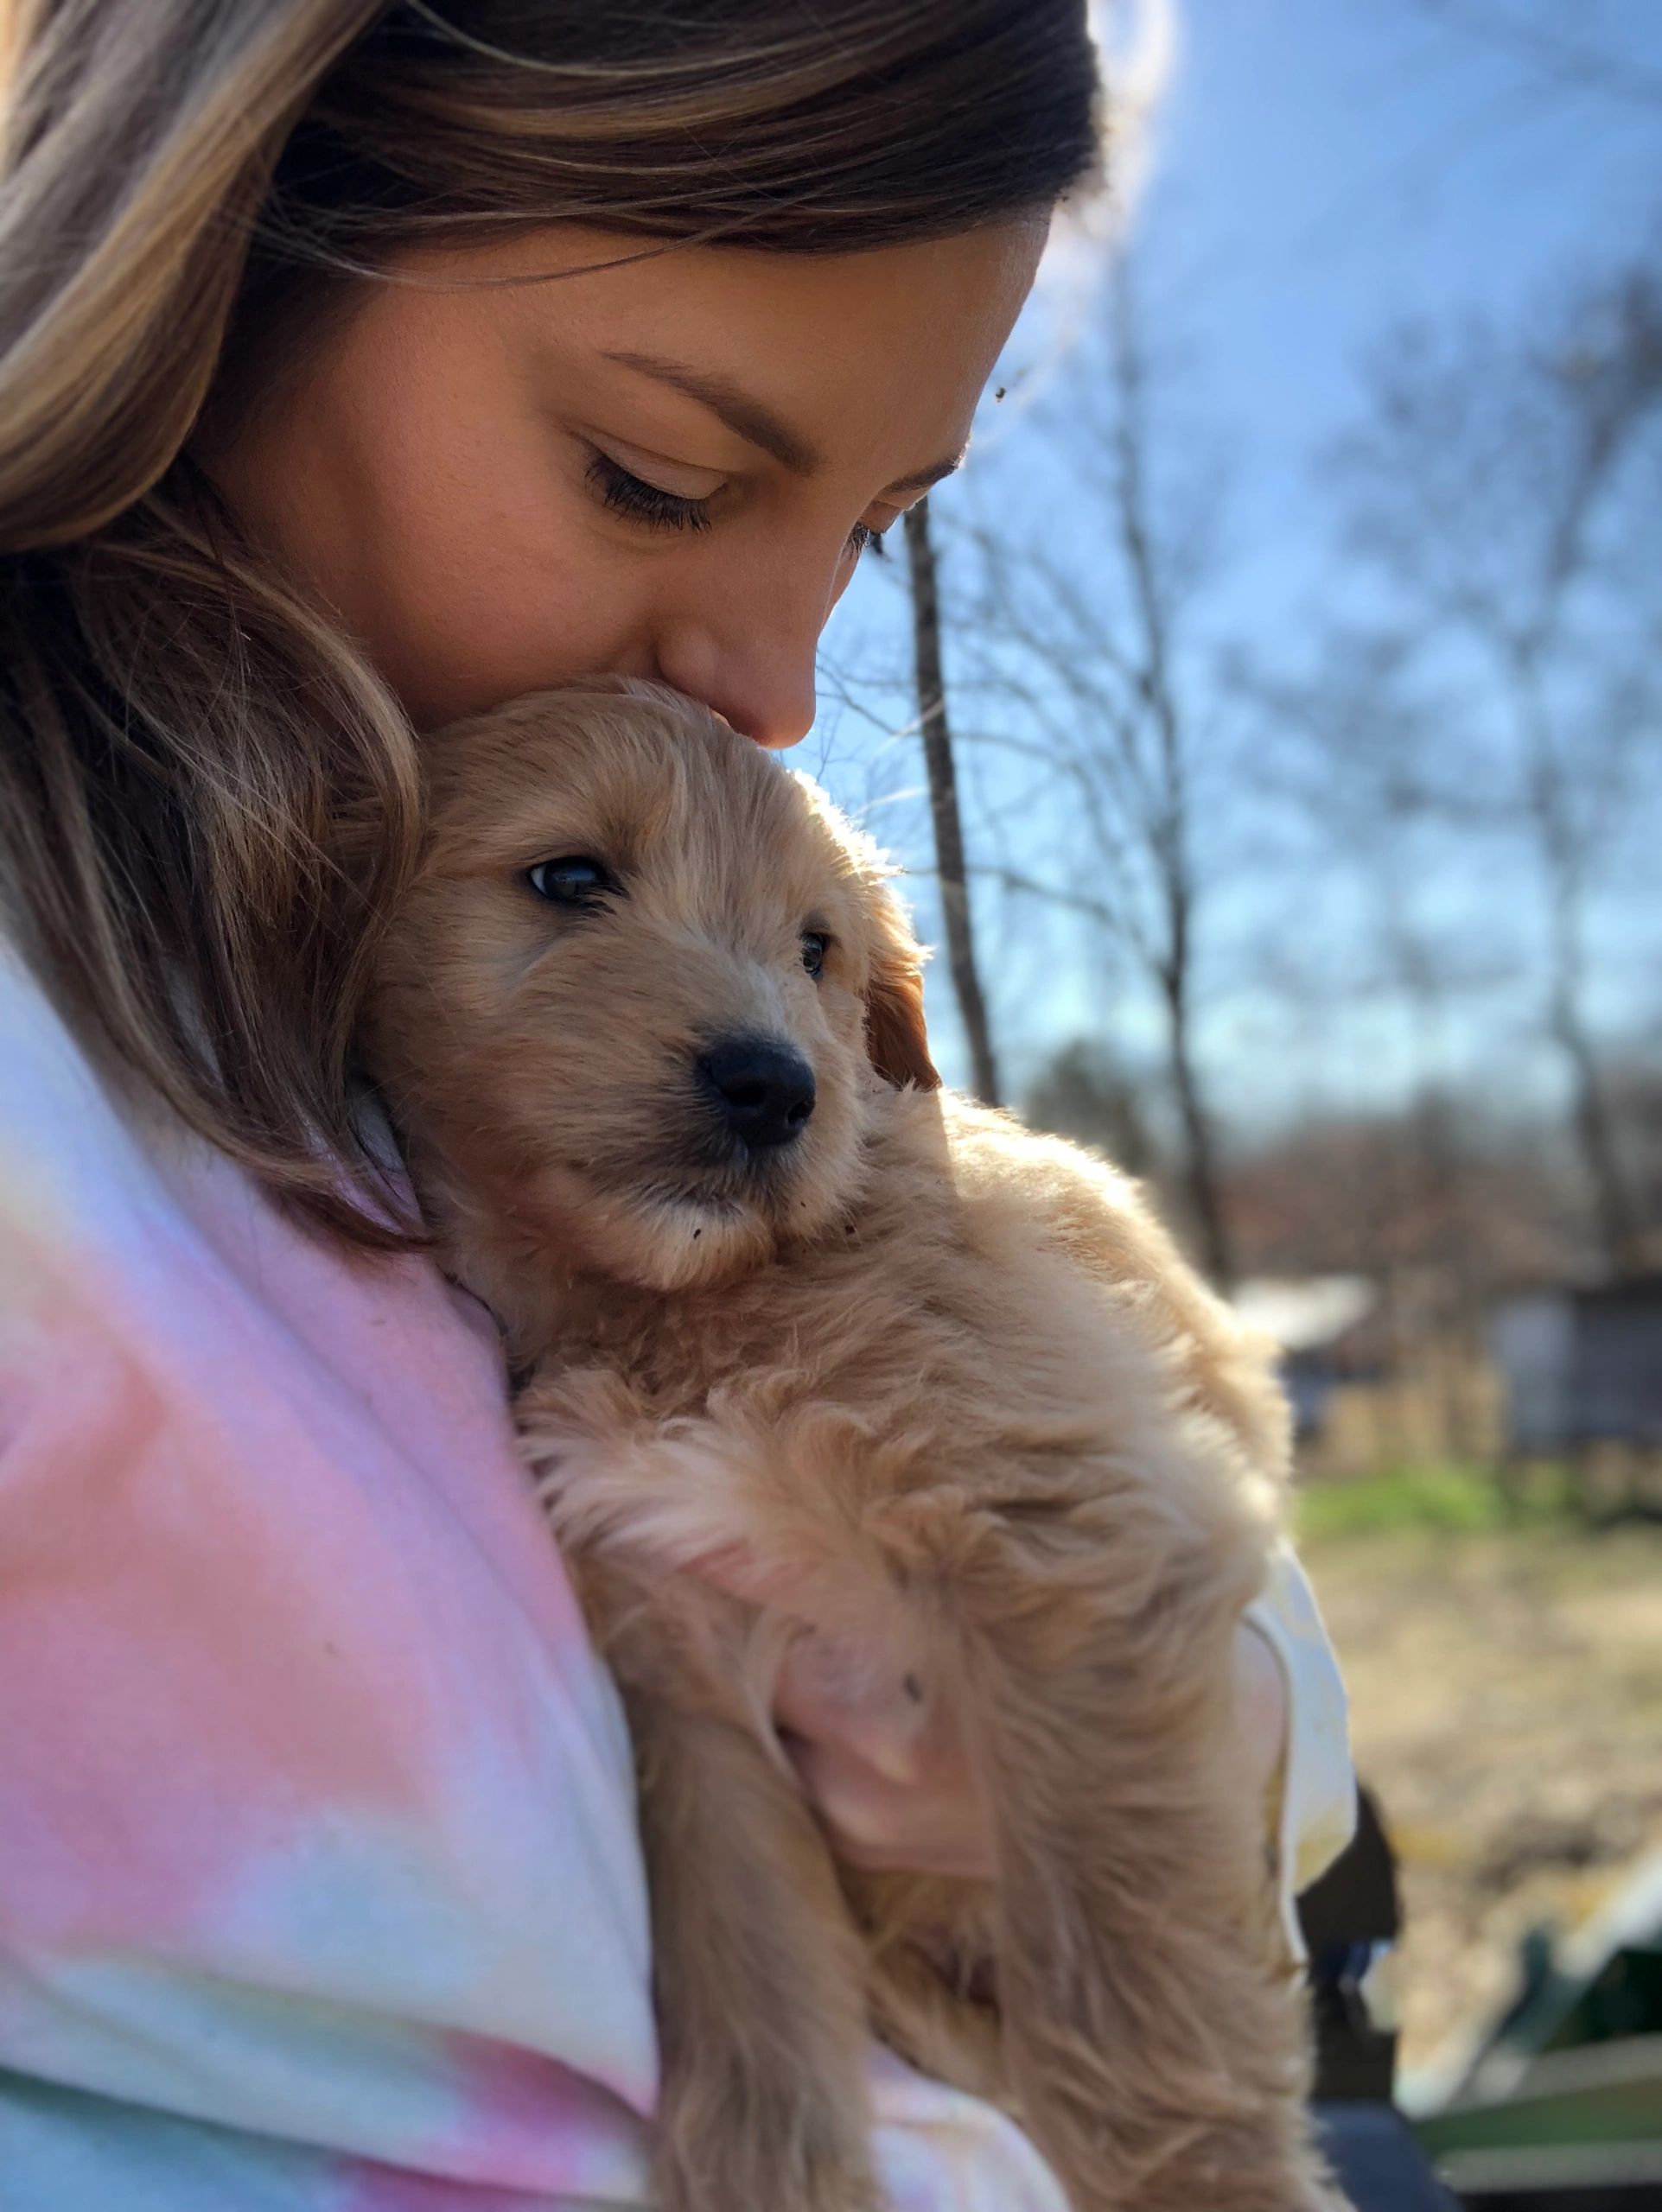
[885,452,965,498]
[602,348,965,498]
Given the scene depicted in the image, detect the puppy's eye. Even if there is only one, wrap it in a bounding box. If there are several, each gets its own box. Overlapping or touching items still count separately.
[527,855,615,906]
[800,931,829,981]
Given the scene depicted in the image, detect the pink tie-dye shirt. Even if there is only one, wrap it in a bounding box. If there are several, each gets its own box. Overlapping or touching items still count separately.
[0,944,1352,2212]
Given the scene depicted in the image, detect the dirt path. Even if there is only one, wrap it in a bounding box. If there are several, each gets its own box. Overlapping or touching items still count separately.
[1300,1523,1662,2075]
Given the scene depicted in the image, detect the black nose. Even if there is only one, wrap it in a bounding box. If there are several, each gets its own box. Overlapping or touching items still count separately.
[697,1035,817,1150]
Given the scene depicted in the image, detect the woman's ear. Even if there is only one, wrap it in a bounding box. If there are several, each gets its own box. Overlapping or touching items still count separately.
[863,886,940,1093]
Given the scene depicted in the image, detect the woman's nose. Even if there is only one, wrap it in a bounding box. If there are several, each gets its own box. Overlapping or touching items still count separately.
[653,589,831,749]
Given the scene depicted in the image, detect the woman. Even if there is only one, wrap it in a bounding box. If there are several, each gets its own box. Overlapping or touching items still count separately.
[0,5,1354,2207]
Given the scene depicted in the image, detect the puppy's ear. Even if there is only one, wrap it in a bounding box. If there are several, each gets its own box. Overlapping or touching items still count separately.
[792,767,941,1091]
[863,886,941,1093]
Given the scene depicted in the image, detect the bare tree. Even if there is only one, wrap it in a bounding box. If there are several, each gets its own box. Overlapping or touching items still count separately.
[943,255,1239,1283]
[903,496,1002,1105]
[1101,267,1233,1286]
[1312,266,1662,1274]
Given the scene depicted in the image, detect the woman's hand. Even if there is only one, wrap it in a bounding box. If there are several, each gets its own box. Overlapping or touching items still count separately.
[772,1618,1290,1881]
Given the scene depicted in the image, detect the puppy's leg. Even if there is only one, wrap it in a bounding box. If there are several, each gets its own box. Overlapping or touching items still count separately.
[623,1682,884,2212]
[527,1395,884,2212]
[955,1550,1345,2212]
[842,1866,1008,2107]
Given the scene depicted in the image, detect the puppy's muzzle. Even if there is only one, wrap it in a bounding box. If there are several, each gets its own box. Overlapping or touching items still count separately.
[697,1034,816,1152]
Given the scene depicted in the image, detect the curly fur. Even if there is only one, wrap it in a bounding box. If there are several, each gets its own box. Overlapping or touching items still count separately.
[362,677,1344,2212]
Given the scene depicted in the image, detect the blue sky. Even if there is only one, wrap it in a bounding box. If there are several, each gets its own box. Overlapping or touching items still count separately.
[810,0,1662,1123]
[1124,0,1662,628]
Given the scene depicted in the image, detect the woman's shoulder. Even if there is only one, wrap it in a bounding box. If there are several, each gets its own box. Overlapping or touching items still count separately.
[0,932,619,1659]
[0,938,522,1530]
[4,937,403,1323]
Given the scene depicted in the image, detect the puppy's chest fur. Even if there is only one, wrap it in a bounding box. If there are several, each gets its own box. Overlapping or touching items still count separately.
[500,1088,1273,1709]
[551,1108,1009,1408]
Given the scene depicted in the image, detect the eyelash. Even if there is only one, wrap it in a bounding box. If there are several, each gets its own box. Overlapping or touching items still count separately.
[586,449,884,559]
[586,450,712,534]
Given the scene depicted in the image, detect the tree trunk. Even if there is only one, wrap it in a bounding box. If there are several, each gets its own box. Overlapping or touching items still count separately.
[1547,918,1639,1277]
[1161,957,1234,1289]
[904,497,1002,1107]
[1518,668,1640,1277]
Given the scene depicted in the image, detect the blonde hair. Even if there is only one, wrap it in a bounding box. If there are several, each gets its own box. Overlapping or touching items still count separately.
[0,0,1098,1246]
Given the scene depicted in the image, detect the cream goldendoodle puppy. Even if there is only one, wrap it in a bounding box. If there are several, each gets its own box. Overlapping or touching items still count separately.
[362,678,1340,2212]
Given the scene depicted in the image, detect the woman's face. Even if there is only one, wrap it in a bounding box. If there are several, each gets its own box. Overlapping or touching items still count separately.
[213,222,1044,746]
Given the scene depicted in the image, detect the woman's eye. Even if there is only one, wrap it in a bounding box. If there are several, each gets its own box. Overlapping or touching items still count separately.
[847,521,888,561]
[586,450,713,534]
[526,855,615,905]
[800,931,829,980]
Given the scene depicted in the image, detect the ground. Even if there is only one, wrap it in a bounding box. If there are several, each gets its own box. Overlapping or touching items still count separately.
[1296,1487,1662,2082]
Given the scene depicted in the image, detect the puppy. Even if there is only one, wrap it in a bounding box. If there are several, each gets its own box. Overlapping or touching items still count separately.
[362,678,1340,2212]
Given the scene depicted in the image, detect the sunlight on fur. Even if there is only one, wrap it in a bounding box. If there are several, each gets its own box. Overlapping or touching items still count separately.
[361,677,1346,2212]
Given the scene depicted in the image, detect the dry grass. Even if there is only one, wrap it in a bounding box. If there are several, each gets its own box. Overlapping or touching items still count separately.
[1298,1512,1662,2075]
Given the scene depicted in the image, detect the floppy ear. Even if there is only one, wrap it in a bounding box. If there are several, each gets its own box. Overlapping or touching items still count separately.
[791,766,941,1091]
[863,884,941,1093]
[866,961,940,1091]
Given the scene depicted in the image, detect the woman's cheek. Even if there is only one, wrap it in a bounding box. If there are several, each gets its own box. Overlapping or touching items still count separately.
[386,520,653,727]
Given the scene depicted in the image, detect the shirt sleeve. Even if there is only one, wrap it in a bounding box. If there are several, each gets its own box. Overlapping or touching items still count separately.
[1244,1542,1358,1961]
